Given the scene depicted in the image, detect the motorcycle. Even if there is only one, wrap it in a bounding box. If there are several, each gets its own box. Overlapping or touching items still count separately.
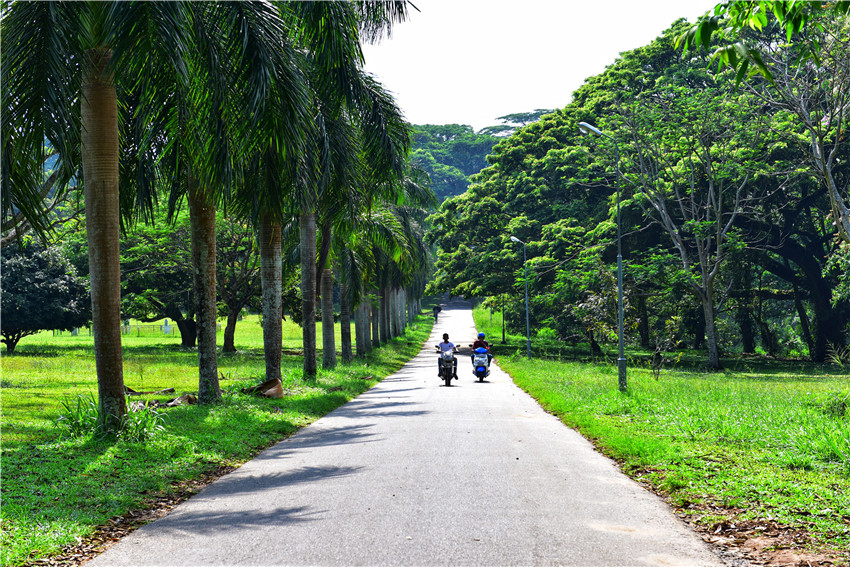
[470,346,491,382]
[435,346,456,387]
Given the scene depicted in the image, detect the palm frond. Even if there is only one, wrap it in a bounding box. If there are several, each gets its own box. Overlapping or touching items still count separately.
[1,1,81,236]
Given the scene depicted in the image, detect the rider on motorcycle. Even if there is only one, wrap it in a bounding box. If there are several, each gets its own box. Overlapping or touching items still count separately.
[471,332,494,366]
[437,333,458,379]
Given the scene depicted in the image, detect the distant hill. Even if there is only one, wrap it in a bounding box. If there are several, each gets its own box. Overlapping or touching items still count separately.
[412,110,554,202]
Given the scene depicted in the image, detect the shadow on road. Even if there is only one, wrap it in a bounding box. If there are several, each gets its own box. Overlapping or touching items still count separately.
[155,504,320,535]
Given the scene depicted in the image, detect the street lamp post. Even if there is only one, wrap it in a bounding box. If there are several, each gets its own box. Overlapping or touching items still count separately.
[578,121,627,392]
[510,236,532,359]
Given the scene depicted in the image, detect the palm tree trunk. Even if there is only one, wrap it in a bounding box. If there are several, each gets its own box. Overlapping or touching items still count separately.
[340,280,353,363]
[371,300,380,348]
[260,214,282,382]
[354,300,364,356]
[188,182,221,404]
[300,212,317,378]
[363,301,373,352]
[388,287,396,338]
[81,48,125,431]
[321,267,337,369]
[399,289,407,333]
[392,288,401,337]
[379,287,390,343]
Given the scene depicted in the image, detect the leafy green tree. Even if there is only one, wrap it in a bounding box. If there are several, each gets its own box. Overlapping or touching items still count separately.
[681,2,850,243]
[615,76,770,369]
[118,213,196,347]
[1,243,90,353]
[495,109,555,128]
[411,124,499,200]
[217,218,261,354]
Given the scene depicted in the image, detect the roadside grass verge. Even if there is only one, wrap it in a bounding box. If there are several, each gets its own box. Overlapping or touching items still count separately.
[1,314,433,566]
[473,308,850,559]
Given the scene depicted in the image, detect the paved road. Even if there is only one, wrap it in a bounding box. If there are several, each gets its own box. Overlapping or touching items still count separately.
[87,301,722,566]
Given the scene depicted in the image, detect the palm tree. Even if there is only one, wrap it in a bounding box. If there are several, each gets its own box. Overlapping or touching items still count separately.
[179,2,310,400]
[2,1,307,417]
[2,1,197,429]
[282,1,413,379]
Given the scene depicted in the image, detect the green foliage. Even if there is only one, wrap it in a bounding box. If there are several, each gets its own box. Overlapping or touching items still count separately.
[54,393,165,443]
[679,1,850,85]
[411,124,500,201]
[118,405,166,443]
[0,242,90,353]
[54,393,100,439]
[427,16,850,363]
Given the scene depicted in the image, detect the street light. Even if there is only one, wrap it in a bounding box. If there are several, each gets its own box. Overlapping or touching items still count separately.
[578,121,627,392]
[510,236,532,359]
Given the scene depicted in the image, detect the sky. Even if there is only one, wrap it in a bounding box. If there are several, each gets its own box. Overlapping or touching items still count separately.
[362,0,717,132]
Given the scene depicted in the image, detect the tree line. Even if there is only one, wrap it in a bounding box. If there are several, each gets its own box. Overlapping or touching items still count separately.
[427,7,849,368]
[1,1,433,431]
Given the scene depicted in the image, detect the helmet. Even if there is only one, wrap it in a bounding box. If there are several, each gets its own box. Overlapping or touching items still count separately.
[477,332,485,339]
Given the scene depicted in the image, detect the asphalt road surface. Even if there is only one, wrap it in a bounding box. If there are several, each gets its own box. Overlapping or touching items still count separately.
[87,300,723,566]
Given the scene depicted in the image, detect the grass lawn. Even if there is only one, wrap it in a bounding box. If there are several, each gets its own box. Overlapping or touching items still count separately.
[473,306,850,563]
[1,313,433,566]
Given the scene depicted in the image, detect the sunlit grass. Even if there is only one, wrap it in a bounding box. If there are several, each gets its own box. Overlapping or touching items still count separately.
[473,306,850,556]
[1,313,433,566]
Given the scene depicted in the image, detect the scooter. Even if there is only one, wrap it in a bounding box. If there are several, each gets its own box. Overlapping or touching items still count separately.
[470,346,491,382]
[435,346,456,387]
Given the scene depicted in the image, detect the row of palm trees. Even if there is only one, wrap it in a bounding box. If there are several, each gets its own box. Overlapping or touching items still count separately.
[2,1,432,431]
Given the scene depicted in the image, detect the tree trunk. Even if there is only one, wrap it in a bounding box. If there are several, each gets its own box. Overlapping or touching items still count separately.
[389,287,398,338]
[636,295,650,349]
[82,48,125,431]
[188,183,221,404]
[223,308,239,353]
[791,282,815,357]
[399,289,406,334]
[371,301,380,348]
[176,318,197,348]
[260,214,282,382]
[588,331,603,357]
[340,280,353,363]
[300,212,317,378]
[736,299,756,354]
[700,296,723,370]
[354,301,366,356]
[502,300,507,344]
[321,267,336,369]
[380,287,390,343]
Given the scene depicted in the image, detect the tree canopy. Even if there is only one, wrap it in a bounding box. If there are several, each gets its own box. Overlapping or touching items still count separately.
[427,16,849,364]
[1,243,90,353]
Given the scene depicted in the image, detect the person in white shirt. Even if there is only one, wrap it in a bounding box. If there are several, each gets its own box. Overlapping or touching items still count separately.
[436,333,458,379]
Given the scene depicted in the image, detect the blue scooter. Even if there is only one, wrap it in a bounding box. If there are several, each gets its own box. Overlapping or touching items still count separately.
[471,346,491,382]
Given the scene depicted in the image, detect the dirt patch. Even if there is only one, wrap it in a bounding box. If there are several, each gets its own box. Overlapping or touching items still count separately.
[672,504,845,566]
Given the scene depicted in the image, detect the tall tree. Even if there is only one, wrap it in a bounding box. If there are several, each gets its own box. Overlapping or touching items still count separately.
[2,1,196,429]
[289,1,412,378]
[681,2,850,243]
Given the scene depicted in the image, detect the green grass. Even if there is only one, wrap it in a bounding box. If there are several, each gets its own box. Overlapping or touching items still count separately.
[1,314,433,566]
[473,306,850,558]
